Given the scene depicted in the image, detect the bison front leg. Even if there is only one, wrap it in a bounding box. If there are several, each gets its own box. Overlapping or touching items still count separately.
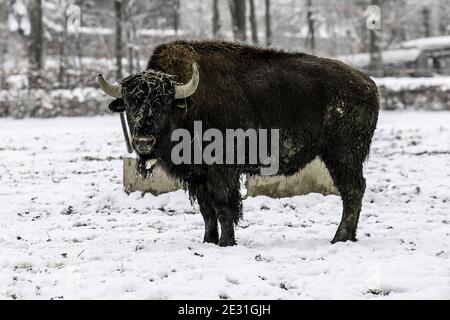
[189,179,219,244]
[198,200,219,244]
[217,208,237,247]
[209,176,242,247]
[200,195,237,246]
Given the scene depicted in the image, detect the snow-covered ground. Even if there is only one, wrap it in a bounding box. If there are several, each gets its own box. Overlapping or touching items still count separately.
[0,111,449,300]
[373,77,450,91]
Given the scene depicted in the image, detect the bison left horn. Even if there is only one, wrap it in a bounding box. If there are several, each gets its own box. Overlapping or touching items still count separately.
[174,62,199,100]
[97,73,123,98]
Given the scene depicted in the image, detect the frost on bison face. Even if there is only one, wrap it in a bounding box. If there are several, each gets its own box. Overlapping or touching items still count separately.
[97,63,199,179]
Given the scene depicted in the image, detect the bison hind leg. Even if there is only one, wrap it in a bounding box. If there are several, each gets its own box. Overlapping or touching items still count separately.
[322,154,366,244]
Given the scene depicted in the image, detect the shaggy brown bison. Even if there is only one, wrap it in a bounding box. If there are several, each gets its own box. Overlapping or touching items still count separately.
[97,40,379,247]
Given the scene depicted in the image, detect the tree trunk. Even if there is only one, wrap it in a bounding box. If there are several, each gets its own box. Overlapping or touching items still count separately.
[229,0,246,41]
[76,0,84,84]
[115,0,123,80]
[58,36,65,87]
[27,0,44,89]
[127,31,134,74]
[124,1,134,74]
[173,0,180,36]
[265,0,271,46]
[58,6,69,88]
[422,7,431,37]
[249,0,258,44]
[368,0,383,77]
[306,0,315,53]
[131,20,140,71]
[438,2,449,35]
[0,0,8,89]
[212,0,221,38]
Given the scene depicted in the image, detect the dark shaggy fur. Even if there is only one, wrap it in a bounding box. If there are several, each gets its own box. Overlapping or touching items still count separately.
[121,69,177,178]
[109,40,380,246]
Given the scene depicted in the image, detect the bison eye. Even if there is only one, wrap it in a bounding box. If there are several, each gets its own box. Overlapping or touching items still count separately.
[108,99,125,112]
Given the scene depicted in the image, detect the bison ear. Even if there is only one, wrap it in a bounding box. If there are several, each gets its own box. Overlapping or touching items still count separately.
[108,98,126,112]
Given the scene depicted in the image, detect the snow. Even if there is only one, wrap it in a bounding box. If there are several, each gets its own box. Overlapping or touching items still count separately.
[36,23,183,37]
[337,48,422,68]
[0,111,449,300]
[0,87,101,102]
[8,0,30,36]
[338,35,450,69]
[400,35,450,50]
[373,77,450,91]
[137,29,184,37]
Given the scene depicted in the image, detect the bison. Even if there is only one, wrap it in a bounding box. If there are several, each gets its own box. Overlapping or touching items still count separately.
[97,40,379,246]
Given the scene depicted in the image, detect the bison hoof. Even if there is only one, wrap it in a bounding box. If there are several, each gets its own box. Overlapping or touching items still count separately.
[219,238,237,247]
[331,232,357,244]
[203,235,219,245]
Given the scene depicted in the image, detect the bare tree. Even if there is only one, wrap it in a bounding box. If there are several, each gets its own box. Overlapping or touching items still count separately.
[114,0,133,153]
[306,0,315,53]
[437,1,450,35]
[124,0,134,74]
[265,0,271,46]
[0,0,8,89]
[115,0,123,80]
[212,0,221,38]
[173,0,180,36]
[75,0,84,83]
[57,3,71,88]
[229,0,246,41]
[27,0,44,89]
[249,0,258,44]
[422,6,431,37]
[43,0,82,88]
[122,0,150,74]
[368,0,383,77]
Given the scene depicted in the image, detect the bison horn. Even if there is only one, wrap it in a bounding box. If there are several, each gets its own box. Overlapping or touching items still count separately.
[97,73,122,98]
[174,62,199,99]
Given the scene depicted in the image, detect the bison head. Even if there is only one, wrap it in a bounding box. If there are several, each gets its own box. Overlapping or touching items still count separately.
[97,63,199,177]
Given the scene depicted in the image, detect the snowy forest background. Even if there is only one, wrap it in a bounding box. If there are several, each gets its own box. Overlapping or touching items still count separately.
[1,0,450,117]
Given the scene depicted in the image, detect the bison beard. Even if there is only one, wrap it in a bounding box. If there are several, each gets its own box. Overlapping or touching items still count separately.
[136,157,152,179]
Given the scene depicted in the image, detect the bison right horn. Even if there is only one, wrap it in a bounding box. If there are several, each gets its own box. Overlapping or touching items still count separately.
[97,73,123,98]
[174,62,200,99]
